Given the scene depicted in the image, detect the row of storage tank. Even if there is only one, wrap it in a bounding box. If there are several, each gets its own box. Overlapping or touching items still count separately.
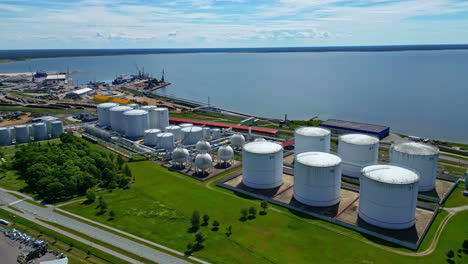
[241,127,440,230]
[0,120,64,146]
[171,143,236,172]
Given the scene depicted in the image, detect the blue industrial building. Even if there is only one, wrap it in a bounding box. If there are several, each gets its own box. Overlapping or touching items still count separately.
[319,119,390,139]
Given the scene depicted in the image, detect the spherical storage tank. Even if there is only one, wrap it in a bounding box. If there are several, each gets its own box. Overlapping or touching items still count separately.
[390,142,439,192]
[144,129,161,146]
[165,125,182,141]
[154,108,169,130]
[242,141,283,189]
[295,127,331,154]
[15,125,30,144]
[123,109,149,140]
[338,134,379,178]
[157,132,174,150]
[140,106,157,129]
[33,123,48,141]
[97,103,119,127]
[181,126,203,145]
[218,145,234,162]
[195,153,213,170]
[359,164,419,230]
[231,134,245,148]
[172,147,189,164]
[195,140,211,153]
[294,152,342,207]
[0,127,12,146]
[50,120,64,138]
[109,106,133,133]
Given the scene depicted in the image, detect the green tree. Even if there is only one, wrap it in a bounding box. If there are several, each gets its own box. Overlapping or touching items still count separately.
[249,207,257,218]
[226,225,232,236]
[86,190,96,203]
[191,211,200,230]
[195,232,205,246]
[260,200,268,214]
[463,240,468,249]
[202,214,210,226]
[109,210,115,219]
[116,155,125,168]
[212,220,220,231]
[240,208,248,220]
[447,250,454,258]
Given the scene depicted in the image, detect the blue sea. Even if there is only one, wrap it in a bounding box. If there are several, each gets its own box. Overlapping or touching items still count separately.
[0,50,467,143]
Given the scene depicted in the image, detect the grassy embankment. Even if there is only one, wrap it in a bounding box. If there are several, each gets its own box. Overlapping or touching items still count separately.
[61,161,467,264]
[0,106,86,115]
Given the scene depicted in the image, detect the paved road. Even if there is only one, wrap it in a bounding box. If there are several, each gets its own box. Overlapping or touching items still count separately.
[0,191,193,264]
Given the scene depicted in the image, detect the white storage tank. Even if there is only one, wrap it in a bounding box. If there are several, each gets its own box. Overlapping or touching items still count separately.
[242,141,283,189]
[231,134,245,148]
[15,125,30,144]
[127,103,139,109]
[165,125,182,141]
[195,140,211,153]
[195,153,213,171]
[40,116,58,135]
[390,142,439,192]
[211,128,221,139]
[172,147,190,165]
[294,127,331,154]
[181,126,203,145]
[0,127,12,146]
[140,106,158,129]
[179,123,193,128]
[33,123,48,141]
[202,127,211,139]
[359,164,419,230]
[218,145,234,163]
[97,102,119,127]
[50,120,64,138]
[144,129,162,146]
[154,108,169,129]
[109,106,133,133]
[294,152,342,207]
[157,132,174,150]
[338,134,379,178]
[123,109,149,140]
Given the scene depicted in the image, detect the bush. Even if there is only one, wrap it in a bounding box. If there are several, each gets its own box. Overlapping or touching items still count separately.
[85,190,96,203]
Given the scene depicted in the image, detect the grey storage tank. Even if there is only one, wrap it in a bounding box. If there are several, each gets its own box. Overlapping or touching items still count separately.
[0,127,12,146]
[33,123,48,141]
[15,125,31,144]
[50,120,64,138]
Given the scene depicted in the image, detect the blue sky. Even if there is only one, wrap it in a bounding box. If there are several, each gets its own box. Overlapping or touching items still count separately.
[1,0,468,49]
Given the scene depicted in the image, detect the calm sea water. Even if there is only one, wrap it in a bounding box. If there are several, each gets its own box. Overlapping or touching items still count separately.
[0,51,467,143]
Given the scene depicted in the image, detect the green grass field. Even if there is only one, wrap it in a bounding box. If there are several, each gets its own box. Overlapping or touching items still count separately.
[62,161,468,264]
[0,106,85,115]
[443,183,468,208]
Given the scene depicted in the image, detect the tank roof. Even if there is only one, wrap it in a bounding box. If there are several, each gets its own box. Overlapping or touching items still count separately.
[157,132,173,137]
[243,141,282,154]
[145,129,161,133]
[339,134,379,145]
[392,142,439,155]
[140,105,157,109]
[110,106,132,112]
[296,127,330,137]
[296,152,341,167]
[123,109,148,116]
[165,125,180,129]
[362,164,419,184]
[181,126,202,132]
[155,107,168,112]
[97,102,119,108]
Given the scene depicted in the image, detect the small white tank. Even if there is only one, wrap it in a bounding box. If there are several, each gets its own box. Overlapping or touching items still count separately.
[50,120,64,138]
[195,140,211,153]
[33,123,48,141]
[109,106,133,133]
[172,147,190,164]
[294,127,331,154]
[231,134,245,148]
[141,106,158,129]
[165,125,182,141]
[211,128,221,139]
[0,127,12,146]
[157,132,174,150]
[15,125,30,144]
[127,103,139,109]
[338,134,379,178]
[154,108,169,129]
[195,153,213,170]
[359,164,419,230]
[217,145,234,162]
[242,141,283,189]
[390,142,439,192]
[97,102,119,126]
[123,109,149,140]
[202,127,211,139]
[179,123,193,128]
[254,138,266,142]
[144,129,162,146]
[181,126,203,145]
[294,152,342,207]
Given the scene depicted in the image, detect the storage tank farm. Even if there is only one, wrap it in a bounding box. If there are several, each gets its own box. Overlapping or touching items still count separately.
[140,105,157,129]
[97,102,119,127]
[33,123,48,141]
[294,127,331,153]
[15,125,30,144]
[359,164,419,230]
[338,134,379,178]
[0,127,12,146]
[144,129,161,146]
[123,109,149,140]
[157,132,174,150]
[50,120,64,138]
[40,116,58,135]
[390,142,439,192]
[242,141,284,189]
[154,108,169,130]
[165,125,182,141]
[181,126,203,145]
[109,106,133,133]
[294,152,342,207]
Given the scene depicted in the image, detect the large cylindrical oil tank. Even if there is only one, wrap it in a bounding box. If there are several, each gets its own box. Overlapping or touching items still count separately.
[390,142,439,192]
[195,140,211,153]
[165,125,182,141]
[144,129,162,146]
[359,164,419,230]
[181,126,203,145]
[338,134,379,178]
[294,127,331,154]
[231,134,245,148]
[97,103,119,127]
[154,108,169,130]
[195,153,213,170]
[242,141,283,189]
[123,109,149,140]
[0,127,12,146]
[109,106,133,133]
[50,120,64,138]
[211,128,221,139]
[140,106,158,129]
[294,152,342,207]
[40,116,58,135]
[33,123,48,141]
[157,132,174,150]
[15,125,30,144]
